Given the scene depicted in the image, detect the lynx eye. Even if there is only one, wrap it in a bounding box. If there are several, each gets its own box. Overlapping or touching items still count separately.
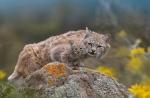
[74,48,78,51]
[88,43,92,46]
[97,45,102,48]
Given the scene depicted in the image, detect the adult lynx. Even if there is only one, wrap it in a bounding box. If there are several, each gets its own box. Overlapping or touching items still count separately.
[8,28,110,84]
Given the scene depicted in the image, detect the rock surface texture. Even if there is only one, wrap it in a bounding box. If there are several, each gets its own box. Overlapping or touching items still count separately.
[23,62,134,98]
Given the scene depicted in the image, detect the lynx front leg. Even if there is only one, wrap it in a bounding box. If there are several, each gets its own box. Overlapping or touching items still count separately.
[78,62,85,67]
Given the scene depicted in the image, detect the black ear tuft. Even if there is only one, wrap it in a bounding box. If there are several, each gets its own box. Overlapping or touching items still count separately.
[85,27,90,33]
[84,27,91,38]
[86,27,88,32]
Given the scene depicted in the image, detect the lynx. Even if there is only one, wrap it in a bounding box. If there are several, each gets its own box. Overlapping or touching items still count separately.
[50,28,110,59]
[50,40,87,67]
[83,28,110,58]
[8,28,110,84]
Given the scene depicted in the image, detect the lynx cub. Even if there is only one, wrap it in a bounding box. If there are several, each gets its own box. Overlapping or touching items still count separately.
[50,40,87,67]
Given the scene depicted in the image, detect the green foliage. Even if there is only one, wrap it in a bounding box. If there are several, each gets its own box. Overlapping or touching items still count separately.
[0,81,43,98]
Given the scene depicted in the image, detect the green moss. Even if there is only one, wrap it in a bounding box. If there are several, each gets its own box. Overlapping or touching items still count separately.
[0,81,43,98]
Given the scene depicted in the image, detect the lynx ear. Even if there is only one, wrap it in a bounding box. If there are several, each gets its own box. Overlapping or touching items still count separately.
[69,40,74,46]
[85,27,91,38]
[104,33,111,43]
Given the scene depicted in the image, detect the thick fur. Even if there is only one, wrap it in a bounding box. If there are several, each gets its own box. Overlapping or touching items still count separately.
[50,40,87,67]
[83,28,110,58]
[8,28,110,84]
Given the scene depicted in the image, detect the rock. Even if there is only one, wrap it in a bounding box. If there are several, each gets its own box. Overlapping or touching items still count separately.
[23,62,134,98]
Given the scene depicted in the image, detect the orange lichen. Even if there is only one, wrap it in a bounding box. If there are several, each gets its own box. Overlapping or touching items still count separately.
[43,63,66,85]
[44,63,65,78]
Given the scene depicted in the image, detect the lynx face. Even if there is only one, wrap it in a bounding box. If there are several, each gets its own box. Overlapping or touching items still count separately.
[83,29,110,58]
[70,40,87,58]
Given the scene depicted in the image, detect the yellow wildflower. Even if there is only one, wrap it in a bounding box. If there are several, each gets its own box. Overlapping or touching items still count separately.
[96,66,115,78]
[0,70,6,80]
[118,30,127,38]
[116,47,130,57]
[129,84,150,98]
[147,47,150,53]
[127,57,143,71]
[130,47,145,56]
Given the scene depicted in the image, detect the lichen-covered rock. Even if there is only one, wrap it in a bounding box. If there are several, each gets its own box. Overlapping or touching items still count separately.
[24,62,73,89]
[22,62,134,98]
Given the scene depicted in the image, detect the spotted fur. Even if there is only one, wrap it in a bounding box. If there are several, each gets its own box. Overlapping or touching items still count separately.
[8,28,110,84]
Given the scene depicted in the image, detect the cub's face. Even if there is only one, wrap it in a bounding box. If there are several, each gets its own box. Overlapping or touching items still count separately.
[70,41,86,57]
[83,31,110,58]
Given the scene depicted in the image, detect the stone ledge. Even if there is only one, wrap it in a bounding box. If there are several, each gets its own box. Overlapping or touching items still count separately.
[21,62,134,98]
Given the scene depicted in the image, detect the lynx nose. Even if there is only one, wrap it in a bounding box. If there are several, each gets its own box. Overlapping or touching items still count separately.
[91,47,96,54]
[92,47,96,52]
[89,50,95,55]
[91,50,95,53]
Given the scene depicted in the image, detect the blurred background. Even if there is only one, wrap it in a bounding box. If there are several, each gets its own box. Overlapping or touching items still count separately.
[0,0,150,97]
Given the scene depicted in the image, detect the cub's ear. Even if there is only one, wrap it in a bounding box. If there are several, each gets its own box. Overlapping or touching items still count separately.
[69,40,74,46]
[84,27,91,38]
